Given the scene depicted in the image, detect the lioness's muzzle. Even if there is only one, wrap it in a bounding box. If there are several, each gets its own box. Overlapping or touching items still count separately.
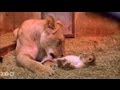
[50,53,56,58]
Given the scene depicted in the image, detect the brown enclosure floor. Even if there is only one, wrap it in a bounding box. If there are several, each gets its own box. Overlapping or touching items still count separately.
[1,34,120,79]
[0,12,120,79]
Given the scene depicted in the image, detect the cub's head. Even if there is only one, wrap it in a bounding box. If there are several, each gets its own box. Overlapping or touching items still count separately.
[80,53,96,66]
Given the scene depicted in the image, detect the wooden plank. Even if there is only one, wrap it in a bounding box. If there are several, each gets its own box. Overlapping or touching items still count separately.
[0,32,16,56]
[0,43,16,56]
[0,12,14,36]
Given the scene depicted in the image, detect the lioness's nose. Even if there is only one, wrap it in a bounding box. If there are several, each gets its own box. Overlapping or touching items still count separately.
[50,53,56,58]
[61,54,64,57]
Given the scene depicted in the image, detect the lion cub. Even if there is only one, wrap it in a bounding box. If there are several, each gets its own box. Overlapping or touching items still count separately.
[55,54,96,69]
[41,54,96,70]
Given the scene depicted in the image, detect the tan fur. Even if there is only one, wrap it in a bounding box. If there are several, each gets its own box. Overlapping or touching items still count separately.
[14,16,65,75]
[41,59,57,70]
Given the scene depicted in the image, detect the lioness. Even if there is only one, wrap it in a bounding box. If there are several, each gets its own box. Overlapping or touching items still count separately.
[13,16,65,75]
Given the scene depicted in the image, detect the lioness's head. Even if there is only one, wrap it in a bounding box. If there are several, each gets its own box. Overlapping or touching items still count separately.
[40,16,65,59]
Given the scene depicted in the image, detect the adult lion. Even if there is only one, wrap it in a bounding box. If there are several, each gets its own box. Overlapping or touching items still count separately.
[13,16,65,75]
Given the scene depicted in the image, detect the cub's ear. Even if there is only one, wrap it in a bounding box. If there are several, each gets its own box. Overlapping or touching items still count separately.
[46,15,55,29]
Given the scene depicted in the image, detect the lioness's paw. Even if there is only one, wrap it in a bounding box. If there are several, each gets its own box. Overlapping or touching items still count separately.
[35,66,55,76]
[44,67,55,76]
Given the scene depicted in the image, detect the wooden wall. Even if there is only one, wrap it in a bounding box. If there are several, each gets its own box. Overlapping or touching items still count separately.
[14,12,41,28]
[0,12,119,37]
[0,12,14,36]
[0,12,41,36]
[75,12,119,37]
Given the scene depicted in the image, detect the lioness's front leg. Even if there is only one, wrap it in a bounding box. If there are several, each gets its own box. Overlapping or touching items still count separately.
[16,54,55,75]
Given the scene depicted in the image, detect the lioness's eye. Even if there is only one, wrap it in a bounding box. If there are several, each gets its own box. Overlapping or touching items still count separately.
[56,39,62,46]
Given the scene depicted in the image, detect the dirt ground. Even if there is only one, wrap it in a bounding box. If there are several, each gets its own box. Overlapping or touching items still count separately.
[0,12,120,79]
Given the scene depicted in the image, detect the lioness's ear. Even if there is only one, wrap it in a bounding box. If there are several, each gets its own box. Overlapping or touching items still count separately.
[46,15,55,29]
[13,28,19,40]
[51,21,64,34]
[56,21,63,28]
